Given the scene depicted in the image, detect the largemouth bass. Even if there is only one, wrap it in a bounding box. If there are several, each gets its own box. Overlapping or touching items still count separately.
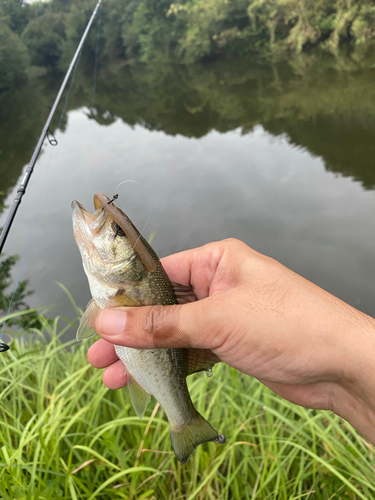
[71,193,225,463]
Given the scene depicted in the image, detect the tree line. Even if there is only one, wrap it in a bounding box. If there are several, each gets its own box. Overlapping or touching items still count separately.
[1,0,375,91]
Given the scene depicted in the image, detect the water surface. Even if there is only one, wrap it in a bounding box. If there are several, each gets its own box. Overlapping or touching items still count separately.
[1,54,375,336]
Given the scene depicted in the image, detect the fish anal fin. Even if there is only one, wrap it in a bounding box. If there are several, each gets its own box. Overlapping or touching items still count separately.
[77,299,100,341]
[171,282,197,304]
[170,412,226,464]
[128,373,151,419]
[187,348,220,376]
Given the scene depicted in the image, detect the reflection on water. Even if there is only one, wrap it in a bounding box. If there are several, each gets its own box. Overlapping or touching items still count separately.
[1,53,375,330]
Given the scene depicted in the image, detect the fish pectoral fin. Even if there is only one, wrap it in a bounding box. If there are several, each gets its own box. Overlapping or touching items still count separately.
[171,282,197,304]
[111,289,138,307]
[76,299,100,341]
[187,348,220,376]
[128,373,151,419]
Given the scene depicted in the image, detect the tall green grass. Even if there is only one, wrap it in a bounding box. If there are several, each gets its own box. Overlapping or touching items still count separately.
[0,310,374,499]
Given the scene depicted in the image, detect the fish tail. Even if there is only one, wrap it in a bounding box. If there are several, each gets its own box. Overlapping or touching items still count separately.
[170,412,226,464]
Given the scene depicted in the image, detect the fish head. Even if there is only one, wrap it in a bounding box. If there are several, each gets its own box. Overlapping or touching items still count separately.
[71,193,156,289]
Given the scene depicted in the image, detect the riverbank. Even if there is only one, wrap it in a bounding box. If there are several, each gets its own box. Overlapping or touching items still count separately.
[0,311,374,499]
[2,0,375,93]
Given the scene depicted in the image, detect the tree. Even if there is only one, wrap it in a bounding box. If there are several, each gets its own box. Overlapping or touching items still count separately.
[0,0,30,34]
[21,11,66,67]
[0,20,28,91]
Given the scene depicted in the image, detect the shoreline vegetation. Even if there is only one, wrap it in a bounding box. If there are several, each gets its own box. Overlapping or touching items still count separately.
[1,0,375,92]
[1,309,375,498]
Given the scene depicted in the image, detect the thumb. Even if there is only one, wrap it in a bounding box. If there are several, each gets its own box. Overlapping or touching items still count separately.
[95,299,224,350]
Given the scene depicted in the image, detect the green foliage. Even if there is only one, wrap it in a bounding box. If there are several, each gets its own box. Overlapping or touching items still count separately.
[0,0,30,34]
[0,254,38,329]
[168,0,375,58]
[21,11,66,67]
[0,20,28,90]
[57,2,87,70]
[118,0,185,63]
[348,0,375,45]
[169,0,261,59]
[1,315,375,498]
[0,0,374,86]
[28,0,49,20]
[99,0,128,61]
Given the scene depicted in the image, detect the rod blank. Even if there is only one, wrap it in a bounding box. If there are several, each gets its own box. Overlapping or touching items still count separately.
[0,0,102,254]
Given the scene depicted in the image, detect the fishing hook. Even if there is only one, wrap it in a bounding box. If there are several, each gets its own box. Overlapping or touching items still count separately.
[107,194,119,205]
[93,192,156,272]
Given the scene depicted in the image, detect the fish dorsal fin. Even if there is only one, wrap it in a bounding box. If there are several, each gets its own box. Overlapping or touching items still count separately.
[171,282,197,304]
[187,348,220,376]
[76,299,100,341]
[127,373,151,419]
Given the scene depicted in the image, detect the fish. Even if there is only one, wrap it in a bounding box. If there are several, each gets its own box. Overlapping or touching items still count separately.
[71,192,226,463]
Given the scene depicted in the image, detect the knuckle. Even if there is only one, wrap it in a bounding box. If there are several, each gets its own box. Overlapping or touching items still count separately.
[223,237,241,246]
[144,305,165,339]
[144,304,182,347]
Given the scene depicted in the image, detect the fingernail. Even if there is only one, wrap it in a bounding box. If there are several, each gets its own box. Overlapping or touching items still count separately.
[98,309,127,336]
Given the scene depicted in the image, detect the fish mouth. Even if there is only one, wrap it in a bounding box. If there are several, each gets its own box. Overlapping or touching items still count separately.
[71,199,106,240]
[72,193,156,272]
[71,200,98,224]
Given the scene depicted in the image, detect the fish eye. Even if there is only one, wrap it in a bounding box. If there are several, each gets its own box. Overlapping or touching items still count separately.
[113,222,125,238]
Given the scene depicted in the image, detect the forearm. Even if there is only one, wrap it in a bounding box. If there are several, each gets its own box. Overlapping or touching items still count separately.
[330,306,375,445]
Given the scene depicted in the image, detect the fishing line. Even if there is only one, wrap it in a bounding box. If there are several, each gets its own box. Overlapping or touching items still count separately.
[0,146,55,342]
[91,1,102,114]
[0,48,84,342]
[57,49,83,131]
[113,180,152,250]
[0,0,103,350]
[0,0,102,256]
[85,7,102,201]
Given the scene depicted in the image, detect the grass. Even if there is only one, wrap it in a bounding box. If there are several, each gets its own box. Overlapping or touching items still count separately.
[0,309,374,499]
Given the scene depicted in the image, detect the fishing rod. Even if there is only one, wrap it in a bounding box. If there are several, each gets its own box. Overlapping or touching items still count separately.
[0,0,102,255]
[0,0,102,352]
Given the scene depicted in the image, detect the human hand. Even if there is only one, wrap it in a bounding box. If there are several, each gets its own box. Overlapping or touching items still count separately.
[88,239,375,444]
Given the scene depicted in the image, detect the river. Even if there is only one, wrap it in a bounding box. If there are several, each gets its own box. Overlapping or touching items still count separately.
[1,52,375,337]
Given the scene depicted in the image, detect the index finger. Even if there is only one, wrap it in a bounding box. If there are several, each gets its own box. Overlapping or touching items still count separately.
[160,242,225,300]
[160,251,194,286]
